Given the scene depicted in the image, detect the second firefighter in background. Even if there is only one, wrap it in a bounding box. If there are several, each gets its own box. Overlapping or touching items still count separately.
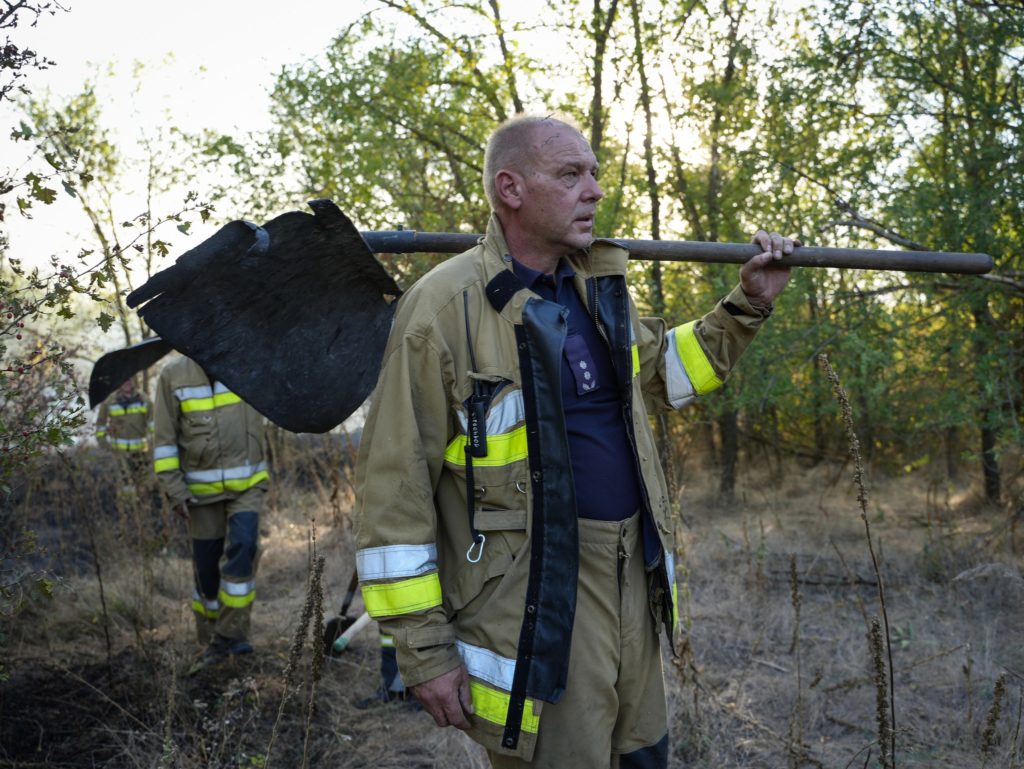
[152,354,269,668]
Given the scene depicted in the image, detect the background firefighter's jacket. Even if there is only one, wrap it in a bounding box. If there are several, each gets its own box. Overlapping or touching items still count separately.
[152,355,268,506]
[96,391,151,452]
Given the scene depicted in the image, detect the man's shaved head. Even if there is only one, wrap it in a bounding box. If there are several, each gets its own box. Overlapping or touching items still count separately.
[483,115,584,209]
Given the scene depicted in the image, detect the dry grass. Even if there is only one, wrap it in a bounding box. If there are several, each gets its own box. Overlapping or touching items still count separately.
[670,454,1024,768]
[1,442,1022,768]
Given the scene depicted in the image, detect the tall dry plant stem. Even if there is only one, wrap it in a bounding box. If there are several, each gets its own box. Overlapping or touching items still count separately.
[818,354,897,768]
[870,619,892,769]
[159,655,179,768]
[265,527,325,769]
[788,555,805,769]
[61,456,112,664]
[981,673,1008,766]
[1009,686,1023,769]
[301,543,327,769]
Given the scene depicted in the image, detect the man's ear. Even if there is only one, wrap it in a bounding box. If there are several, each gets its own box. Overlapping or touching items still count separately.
[495,169,523,210]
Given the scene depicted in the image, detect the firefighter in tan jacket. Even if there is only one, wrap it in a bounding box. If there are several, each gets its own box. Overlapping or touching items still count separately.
[153,354,269,670]
[354,116,799,768]
[95,378,151,461]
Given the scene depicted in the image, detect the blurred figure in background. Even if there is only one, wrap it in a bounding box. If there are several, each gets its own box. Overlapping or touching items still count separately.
[152,354,269,673]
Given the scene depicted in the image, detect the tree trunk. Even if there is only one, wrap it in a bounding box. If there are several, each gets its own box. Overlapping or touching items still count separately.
[980,417,1001,504]
[588,0,619,160]
[717,410,738,502]
[972,306,1001,504]
[945,426,959,482]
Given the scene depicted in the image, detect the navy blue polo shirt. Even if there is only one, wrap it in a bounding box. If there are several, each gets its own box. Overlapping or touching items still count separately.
[510,256,642,521]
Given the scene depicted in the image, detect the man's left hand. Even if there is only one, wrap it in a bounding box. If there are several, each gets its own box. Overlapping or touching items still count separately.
[740,230,801,309]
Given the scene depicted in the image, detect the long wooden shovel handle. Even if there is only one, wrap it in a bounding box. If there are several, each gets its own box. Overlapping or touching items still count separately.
[362,231,993,275]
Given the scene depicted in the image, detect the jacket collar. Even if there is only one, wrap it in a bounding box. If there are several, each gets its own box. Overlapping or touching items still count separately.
[480,212,630,284]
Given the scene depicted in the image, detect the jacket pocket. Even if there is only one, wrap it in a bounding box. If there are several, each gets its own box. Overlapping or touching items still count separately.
[446,506,527,613]
[184,413,214,434]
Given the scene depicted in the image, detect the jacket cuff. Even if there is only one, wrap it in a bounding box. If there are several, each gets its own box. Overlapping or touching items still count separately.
[726,284,774,319]
[158,475,191,505]
[389,622,463,688]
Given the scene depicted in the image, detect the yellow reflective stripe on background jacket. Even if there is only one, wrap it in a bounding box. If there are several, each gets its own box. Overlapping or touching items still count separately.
[152,355,268,505]
[96,394,151,451]
[354,213,772,758]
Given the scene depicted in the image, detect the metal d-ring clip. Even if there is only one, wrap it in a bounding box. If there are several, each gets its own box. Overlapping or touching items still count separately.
[466,533,486,563]
[515,480,527,494]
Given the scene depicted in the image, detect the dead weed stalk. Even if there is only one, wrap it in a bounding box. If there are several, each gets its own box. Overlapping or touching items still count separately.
[787,555,805,769]
[265,524,327,769]
[981,672,1007,766]
[818,354,896,768]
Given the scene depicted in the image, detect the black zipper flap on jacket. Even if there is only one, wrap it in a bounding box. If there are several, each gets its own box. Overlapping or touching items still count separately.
[486,272,579,750]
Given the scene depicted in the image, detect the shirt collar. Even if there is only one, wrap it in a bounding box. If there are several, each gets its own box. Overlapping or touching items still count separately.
[509,255,576,292]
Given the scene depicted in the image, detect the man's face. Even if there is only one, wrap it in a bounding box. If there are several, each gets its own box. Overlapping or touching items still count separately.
[517,125,603,255]
[118,381,134,397]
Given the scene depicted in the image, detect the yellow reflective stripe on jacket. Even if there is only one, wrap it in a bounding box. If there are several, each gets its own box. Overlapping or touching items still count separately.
[671,582,679,629]
[153,444,180,473]
[111,437,148,451]
[629,322,640,379]
[458,639,540,733]
[191,592,220,619]
[108,404,148,416]
[665,322,722,407]
[444,425,528,467]
[457,639,516,690]
[188,469,268,497]
[180,391,242,413]
[95,427,107,438]
[673,321,722,395]
[469,680,540,735]
[219,580,256,609]
[380,633,395,648]
[175,383,242,413]
[362,573,442,617]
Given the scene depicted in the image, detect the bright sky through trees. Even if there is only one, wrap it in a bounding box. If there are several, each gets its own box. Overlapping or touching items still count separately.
[4,0,571,267]
[4,1,375,263]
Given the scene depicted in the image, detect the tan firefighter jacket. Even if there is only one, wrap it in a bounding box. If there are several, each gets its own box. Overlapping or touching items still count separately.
[354,214,772,759]
[152,355,268,506]
[96,391,151,452]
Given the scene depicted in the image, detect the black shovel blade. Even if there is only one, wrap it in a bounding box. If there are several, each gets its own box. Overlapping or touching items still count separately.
[89,337,174,408]
[323,614,357,658]
[126,200,401,433]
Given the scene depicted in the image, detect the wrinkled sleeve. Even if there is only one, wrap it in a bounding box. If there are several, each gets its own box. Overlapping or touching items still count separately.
[636,284,773,414]
[354,329,462,688]
[152,372,190,504]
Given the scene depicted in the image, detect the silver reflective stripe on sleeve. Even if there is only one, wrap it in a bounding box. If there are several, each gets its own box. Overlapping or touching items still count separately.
[153,445,179,459]
[356,543,438,580]
[664,327,697,409]
[456,639,516,691]
[175,385,213,401]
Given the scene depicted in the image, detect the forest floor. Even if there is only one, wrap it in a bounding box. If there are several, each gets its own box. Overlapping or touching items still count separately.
[1,449,1022,769]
